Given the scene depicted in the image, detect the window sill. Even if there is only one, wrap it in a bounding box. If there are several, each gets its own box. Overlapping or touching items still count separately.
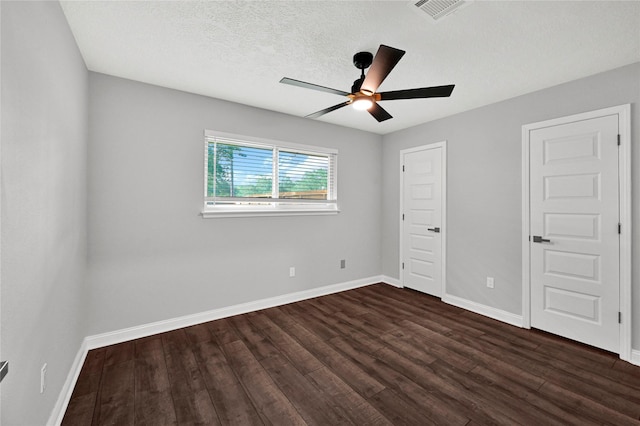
[201,207,340,218]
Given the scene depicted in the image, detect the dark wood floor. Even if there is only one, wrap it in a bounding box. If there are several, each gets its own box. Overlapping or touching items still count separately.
[62,283,640,425]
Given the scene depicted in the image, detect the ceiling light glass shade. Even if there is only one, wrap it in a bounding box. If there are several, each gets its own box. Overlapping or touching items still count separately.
[352,97,374,110]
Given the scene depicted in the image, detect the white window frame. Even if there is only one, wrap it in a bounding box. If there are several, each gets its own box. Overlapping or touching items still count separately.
[202,130,339,218]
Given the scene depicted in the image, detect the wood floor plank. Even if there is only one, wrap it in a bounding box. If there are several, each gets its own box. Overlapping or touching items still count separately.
[162,332,208,393]
[183,322,215,345]
[455,327,640,418]
[161,330,221,425]
[329,336,469,425]
[538,381,640,425]
[97,360,135,426]
[69,348,104,400]
[103,341,134,367]
[303,294,342,316]
[246,311,324,375]
[171,388,221,426]
[192,340,263,425]
[258,352,350,425]
[428,359,569,426]
[134,389,177,425]
[383,326,478,373]
[61,393,98,426]
[222,340,307,425]
[397,320,546,390]
[265,307,386,398]
[469,364,600,426]
[305,366,392,426]
[62,284,640,426]
[280,302,340,341]
[205,317,241,345]
[367,388,439,426]
[227,314,281,361]
[135,337,171,393]
[343,289,460,336]
[371,345,515,425]
[321,291,371,316]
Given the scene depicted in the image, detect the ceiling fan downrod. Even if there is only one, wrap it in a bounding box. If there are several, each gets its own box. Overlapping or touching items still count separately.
[351,51,373,94]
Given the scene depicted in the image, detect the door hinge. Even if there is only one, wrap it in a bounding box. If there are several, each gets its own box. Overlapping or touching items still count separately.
[402,213,405,221]
[618,311,622,324]
[402,262,405,270]
[402,165,405,172]
[618,223,621,234]
[617,134,621,146]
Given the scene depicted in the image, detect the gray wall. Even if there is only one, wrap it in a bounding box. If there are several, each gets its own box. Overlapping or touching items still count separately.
[1,2,89,425]
[86,73,383,335]
[381,63,640,346]
[1,2,638,421]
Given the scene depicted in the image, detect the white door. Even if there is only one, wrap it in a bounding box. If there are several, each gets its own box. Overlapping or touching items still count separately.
[401,145,443,297]
[529,114,619,352]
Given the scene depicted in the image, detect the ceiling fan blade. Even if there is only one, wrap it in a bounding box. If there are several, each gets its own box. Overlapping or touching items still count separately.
[280,77,350,97]
[306,101,351,119]
[361,45,405,95]
[379,84,455,101]
[368,103,393,122]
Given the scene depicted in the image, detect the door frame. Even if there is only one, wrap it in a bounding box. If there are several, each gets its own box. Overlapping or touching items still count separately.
[399,142,447,297]
[521,104,632,361]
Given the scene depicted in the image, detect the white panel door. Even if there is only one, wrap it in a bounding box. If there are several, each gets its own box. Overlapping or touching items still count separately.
[530,114,619,352]
[402,147,442,296]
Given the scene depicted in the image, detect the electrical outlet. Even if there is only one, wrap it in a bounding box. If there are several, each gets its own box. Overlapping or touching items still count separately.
[289,267,295,277]
[340,259,346,269]
[40,363,47,394]
[486,277,495,289]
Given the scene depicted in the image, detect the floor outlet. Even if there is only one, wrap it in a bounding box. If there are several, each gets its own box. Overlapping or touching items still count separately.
[40,363,47,394]
[289,267,295,277]
[487,277,495,289]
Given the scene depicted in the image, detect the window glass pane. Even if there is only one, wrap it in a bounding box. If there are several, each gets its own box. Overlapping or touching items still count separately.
[205,132,337,215]
[211,142,273,198]
[278,151,328,200]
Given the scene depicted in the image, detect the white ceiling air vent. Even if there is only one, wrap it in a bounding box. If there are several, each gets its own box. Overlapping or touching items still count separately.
[411,0,470,21]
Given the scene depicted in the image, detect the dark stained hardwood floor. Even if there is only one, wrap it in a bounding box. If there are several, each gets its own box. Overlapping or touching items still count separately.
[62,283,640,425]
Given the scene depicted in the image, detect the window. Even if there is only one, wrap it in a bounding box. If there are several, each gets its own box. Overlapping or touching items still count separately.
[203,130,338,217]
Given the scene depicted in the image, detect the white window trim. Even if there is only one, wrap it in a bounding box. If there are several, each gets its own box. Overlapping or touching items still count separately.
[202,130,339,218]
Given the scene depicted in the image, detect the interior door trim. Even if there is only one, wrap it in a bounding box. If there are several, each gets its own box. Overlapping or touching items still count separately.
[399,141,447,297]
[521,104,632,361]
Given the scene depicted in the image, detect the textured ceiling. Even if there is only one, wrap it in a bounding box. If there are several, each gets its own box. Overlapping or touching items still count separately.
[60,1,640,135]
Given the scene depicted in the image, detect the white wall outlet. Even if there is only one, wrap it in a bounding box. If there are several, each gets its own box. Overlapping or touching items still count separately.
[289,267,295,277]
[486,277,495,289]
[40,363,47,393]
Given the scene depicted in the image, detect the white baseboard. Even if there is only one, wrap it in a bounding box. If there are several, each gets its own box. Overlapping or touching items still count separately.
[50,276,383,425]
[442,293,524,328]
[48,340,88,426]
[85,275,381,350]
[381,275,402,288]
[49,276,635,425]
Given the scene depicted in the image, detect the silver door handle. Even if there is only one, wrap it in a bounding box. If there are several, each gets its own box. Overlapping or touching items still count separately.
[0,361,8,383]
[532,235,550,243]
[428,227,440,233]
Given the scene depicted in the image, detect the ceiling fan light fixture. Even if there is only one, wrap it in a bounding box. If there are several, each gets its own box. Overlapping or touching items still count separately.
[352,95,374,111]
[280,44,454,123]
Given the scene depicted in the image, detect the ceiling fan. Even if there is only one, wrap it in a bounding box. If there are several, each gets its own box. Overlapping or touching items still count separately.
[280,44,455,122]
